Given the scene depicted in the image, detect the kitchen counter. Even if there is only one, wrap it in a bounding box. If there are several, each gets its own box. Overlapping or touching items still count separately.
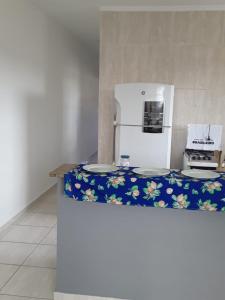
[49,164,77,178]
[52,164,225,300]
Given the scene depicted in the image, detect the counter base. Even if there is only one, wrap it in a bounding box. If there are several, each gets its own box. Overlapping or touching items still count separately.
[56,179,225,300]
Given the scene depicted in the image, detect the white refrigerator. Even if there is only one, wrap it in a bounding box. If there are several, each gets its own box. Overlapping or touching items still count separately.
[115,83,174,168]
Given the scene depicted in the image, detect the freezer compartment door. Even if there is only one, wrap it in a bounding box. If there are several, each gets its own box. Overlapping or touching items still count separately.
[116,126,172,168]
[115,83,174,127]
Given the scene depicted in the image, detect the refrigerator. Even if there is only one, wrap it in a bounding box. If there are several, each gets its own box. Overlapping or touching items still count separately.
[115,83,174,168]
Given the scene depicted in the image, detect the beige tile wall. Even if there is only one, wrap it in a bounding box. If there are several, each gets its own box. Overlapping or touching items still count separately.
[99,11,225,168]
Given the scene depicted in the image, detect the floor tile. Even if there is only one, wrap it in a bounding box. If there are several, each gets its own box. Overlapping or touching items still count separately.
[40,228,57,245]
[1,266,55,299]
[0,264,18,289]
[1,226,50,244]
[23,245,56,268]
[0,227,12,241]
[28,201,57,215]
[39,188,57,204]
[15,213,57,227]
[0,242,36,265]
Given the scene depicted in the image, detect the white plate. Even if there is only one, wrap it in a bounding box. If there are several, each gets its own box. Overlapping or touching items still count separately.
[83,164,119,173]
[132,168,170,177]
[181,169,220,179]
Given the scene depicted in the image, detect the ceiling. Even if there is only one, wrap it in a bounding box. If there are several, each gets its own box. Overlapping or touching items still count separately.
[32,0,225,54]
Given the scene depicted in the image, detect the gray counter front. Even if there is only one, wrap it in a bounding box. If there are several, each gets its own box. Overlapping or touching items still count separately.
[56,178,225,300]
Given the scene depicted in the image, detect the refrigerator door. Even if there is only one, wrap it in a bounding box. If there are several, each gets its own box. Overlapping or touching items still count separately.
[115,83,174,127]
[116,125,172,168]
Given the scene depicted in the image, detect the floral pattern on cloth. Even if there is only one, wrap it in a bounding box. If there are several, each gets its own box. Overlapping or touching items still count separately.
[64,165,225,212]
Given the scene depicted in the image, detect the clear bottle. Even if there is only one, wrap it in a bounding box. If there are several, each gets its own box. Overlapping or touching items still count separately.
[120,155,130,167]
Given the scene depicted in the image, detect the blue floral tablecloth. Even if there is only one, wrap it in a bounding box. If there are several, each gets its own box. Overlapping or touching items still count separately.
[64,165,225,212]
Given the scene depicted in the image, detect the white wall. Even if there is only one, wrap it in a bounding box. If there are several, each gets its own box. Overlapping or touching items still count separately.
[0,0,99,227]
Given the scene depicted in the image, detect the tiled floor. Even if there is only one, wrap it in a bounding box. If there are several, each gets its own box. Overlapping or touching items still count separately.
[0,186,57,300]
